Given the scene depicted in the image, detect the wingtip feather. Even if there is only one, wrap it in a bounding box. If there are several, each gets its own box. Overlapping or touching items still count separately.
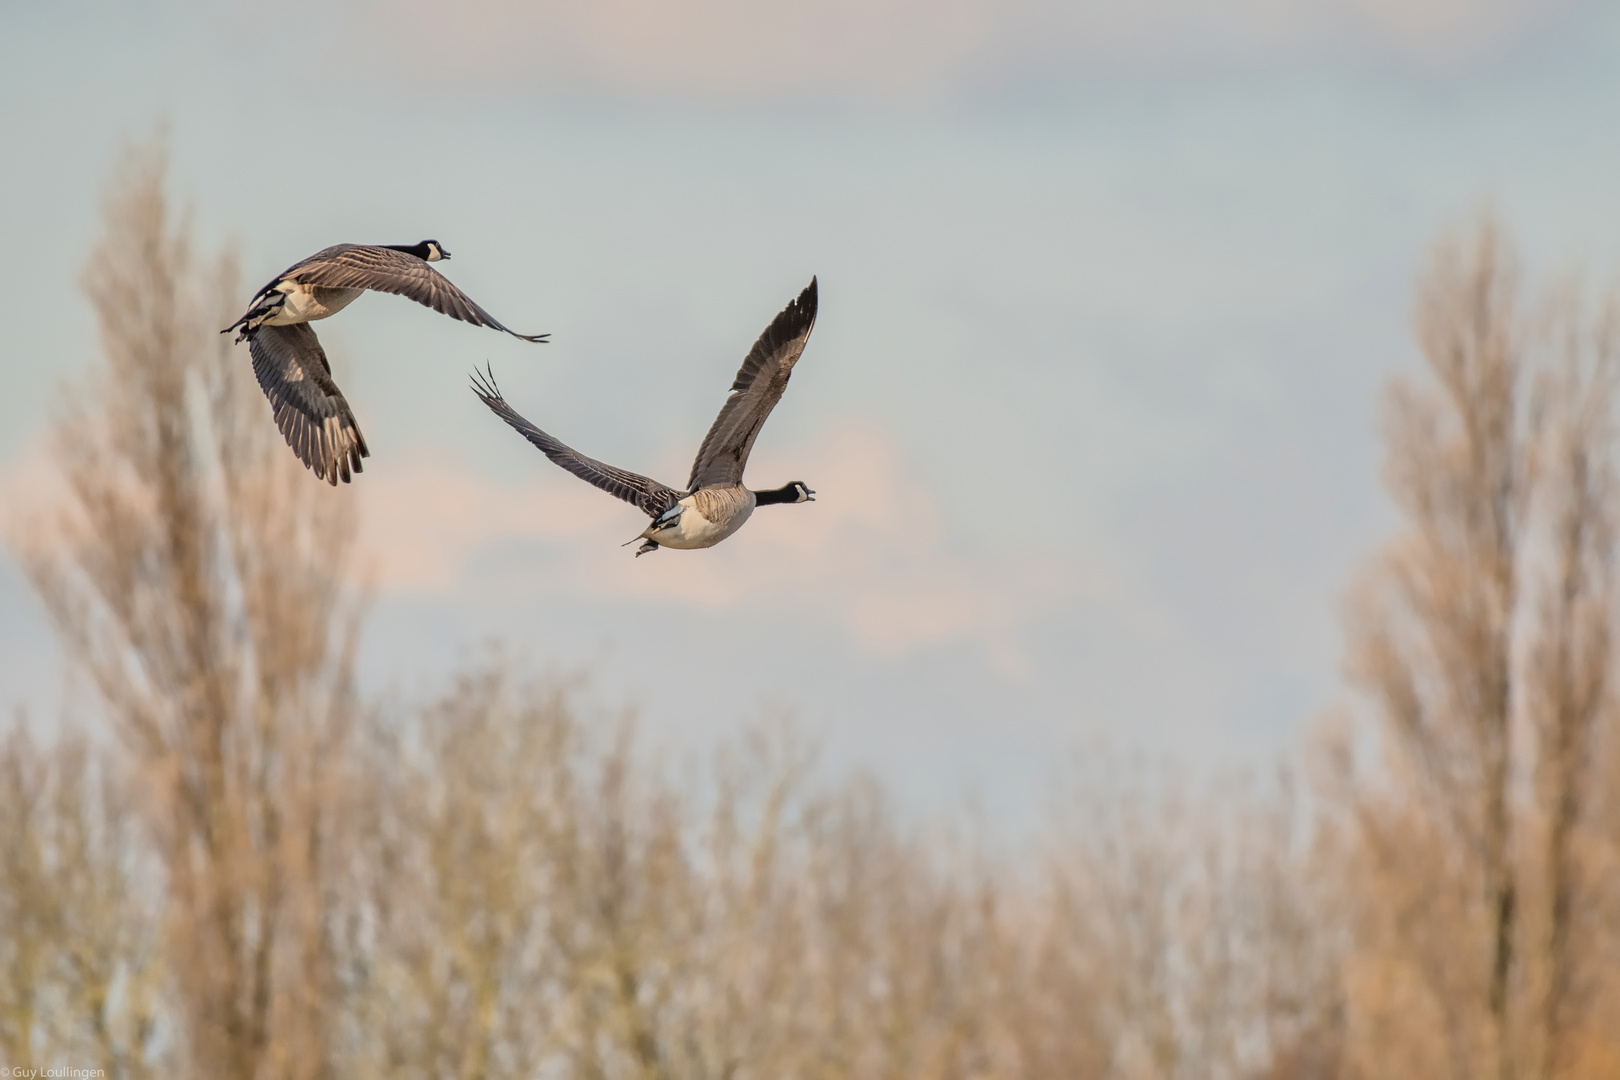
[785,277,818,335]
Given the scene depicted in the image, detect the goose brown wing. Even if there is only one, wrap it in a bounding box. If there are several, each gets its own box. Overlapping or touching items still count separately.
[686,278,817,491]
[247,324,369,485]
[284,244,548,342]
[471,367,679,519]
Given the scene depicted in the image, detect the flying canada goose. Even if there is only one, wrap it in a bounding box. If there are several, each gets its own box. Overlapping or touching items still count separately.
[224,240,548,485]
[472,277,819,556]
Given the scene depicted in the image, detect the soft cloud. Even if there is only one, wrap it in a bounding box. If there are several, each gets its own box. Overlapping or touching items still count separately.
[1,418,1068,673]
[264,0,1577,103]
[0,435,60,552]
[357,418,1067,669]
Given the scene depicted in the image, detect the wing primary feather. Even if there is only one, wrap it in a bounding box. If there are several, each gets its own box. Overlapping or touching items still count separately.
[284,245,551,341]
[470,365,678,518]
[246,323,370,485]
[686,277,818,491]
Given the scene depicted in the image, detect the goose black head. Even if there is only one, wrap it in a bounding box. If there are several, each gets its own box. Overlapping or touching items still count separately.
[384,240,451,262]
[756,481,815,505]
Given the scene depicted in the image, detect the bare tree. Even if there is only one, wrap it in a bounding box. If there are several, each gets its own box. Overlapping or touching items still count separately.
[332,659,1051,1080]
[329,665,577,1080]
[1338,215,1620,1080]
[0,722,166,1077]
[13,142,361,1080]
[1524,283,1620,1080]
[1036,757,1345,1080]
[1343,214,1531,1080]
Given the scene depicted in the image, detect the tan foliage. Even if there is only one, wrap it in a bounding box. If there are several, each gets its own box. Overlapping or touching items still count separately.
[1334,213,1620,1080]
[321,668,1335,1080]
[0,725,164,1075]
[11,143,361,1080]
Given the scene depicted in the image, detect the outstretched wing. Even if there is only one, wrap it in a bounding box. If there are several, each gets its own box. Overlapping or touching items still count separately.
[285,244,548,342]
[471,367,680,519]
[247,324,370,485]
[686,278,817,491]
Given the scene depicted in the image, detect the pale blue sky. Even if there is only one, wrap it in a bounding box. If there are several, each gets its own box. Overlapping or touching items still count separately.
[5,0,1620,820]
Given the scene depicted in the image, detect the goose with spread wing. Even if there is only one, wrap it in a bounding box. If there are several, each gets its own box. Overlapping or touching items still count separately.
[224,240,548,485]
[472,277,818,556]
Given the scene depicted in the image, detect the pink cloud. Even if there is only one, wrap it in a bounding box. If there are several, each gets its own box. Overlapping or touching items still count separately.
[6,417,1075,676]
[4,416,1068,671]
[0,435,64,543]
[356,418,1070,668]
[264,0,1577,103]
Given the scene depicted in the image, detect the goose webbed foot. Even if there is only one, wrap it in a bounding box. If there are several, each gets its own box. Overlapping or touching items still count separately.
[633,539,660,557]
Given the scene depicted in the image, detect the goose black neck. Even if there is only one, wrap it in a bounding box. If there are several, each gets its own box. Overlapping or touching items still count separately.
[755,483,806,506]
[383,241,435,260]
